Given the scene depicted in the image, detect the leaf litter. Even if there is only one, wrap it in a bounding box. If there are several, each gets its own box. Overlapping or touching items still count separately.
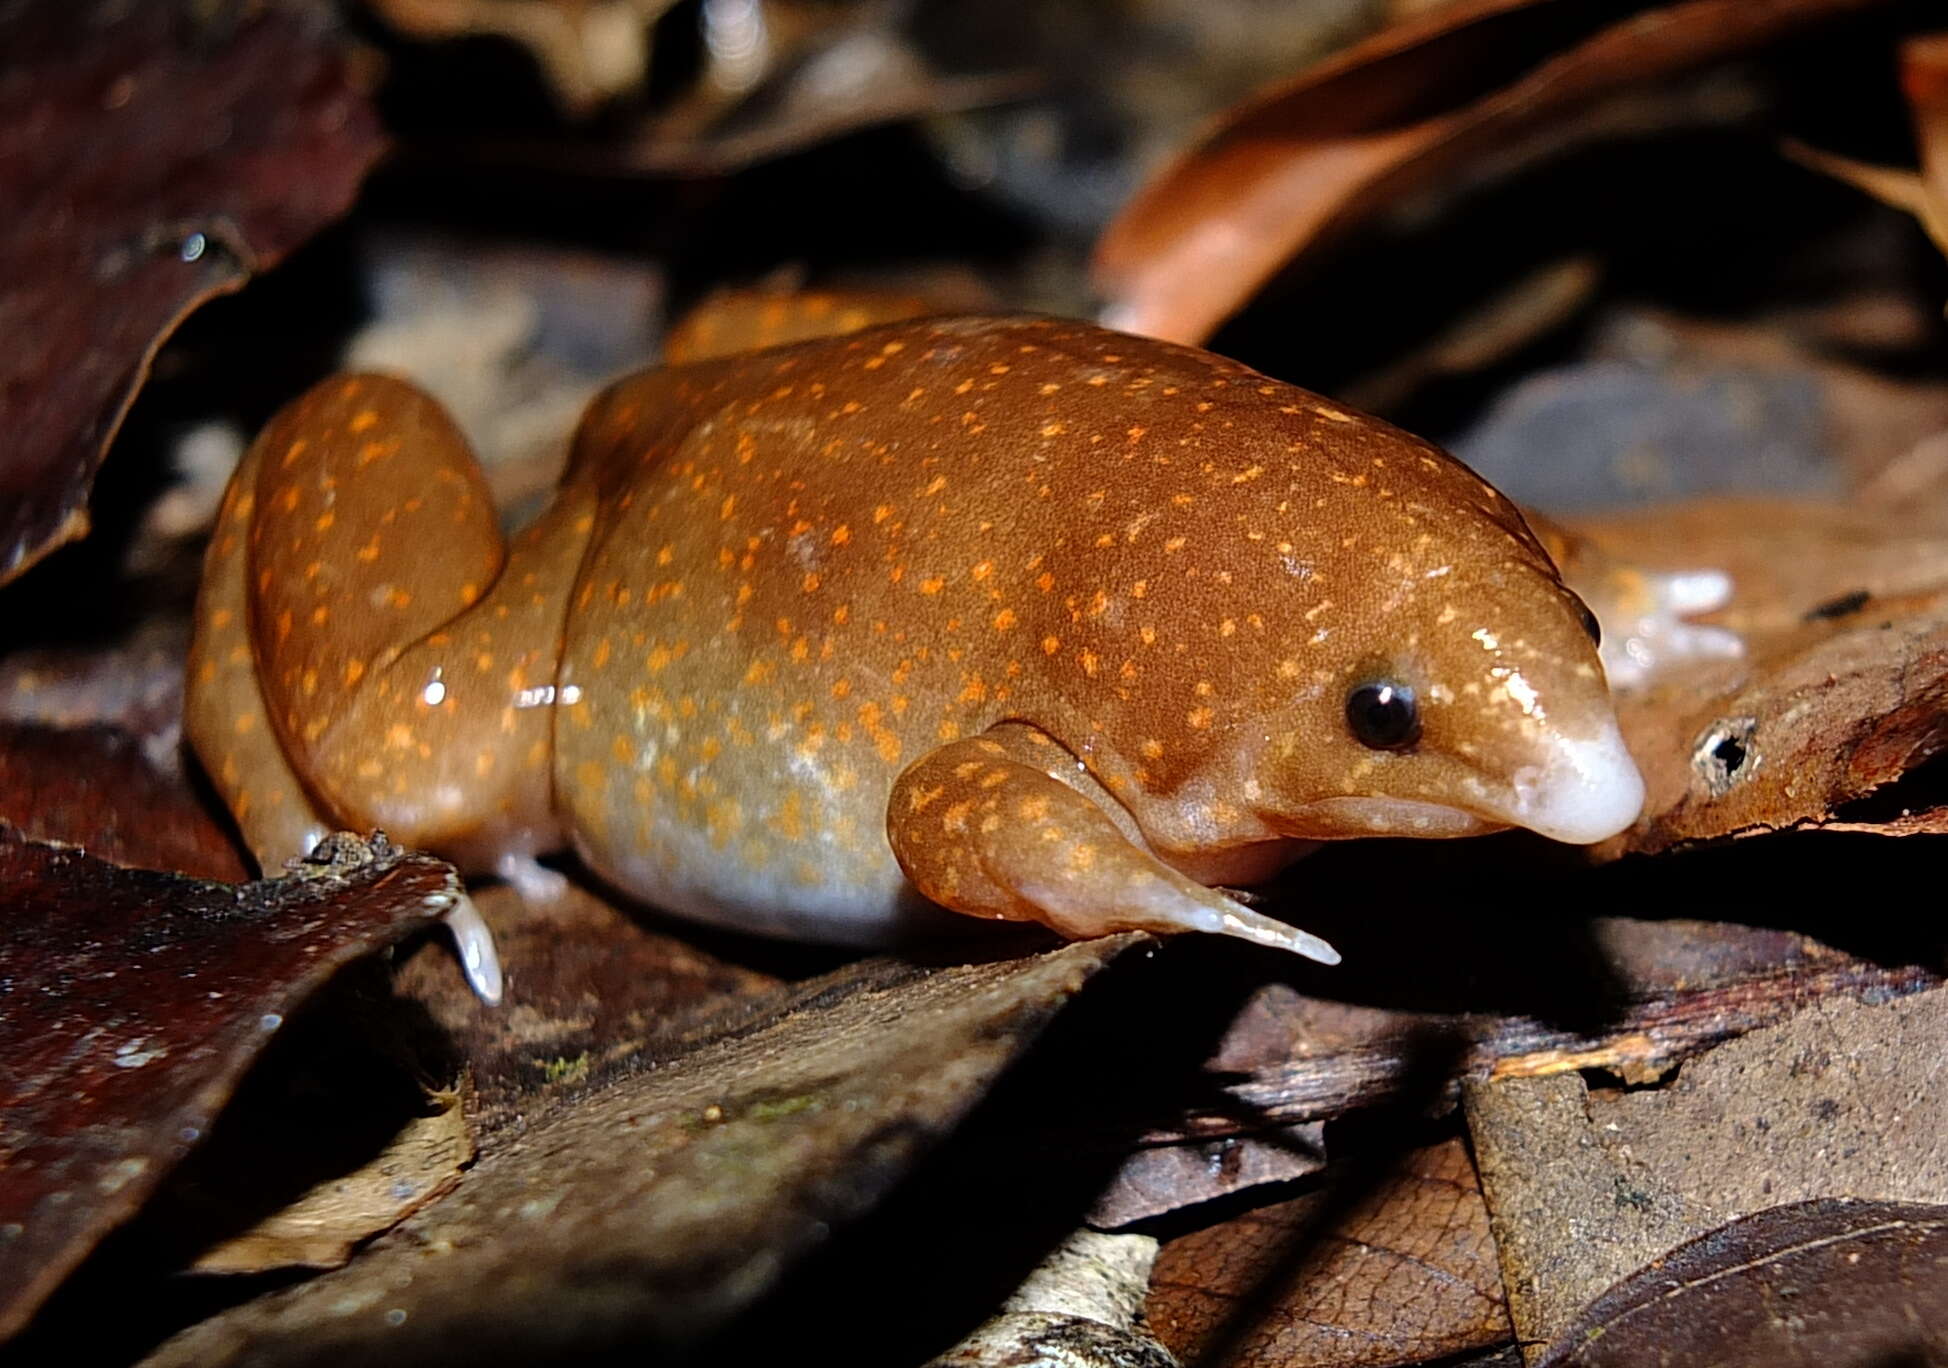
[0,830,469,1340]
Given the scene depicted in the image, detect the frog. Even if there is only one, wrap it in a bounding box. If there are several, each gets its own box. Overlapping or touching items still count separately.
[187,315,1675,1003]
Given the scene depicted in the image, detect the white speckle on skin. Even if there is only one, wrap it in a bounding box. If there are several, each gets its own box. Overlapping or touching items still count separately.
[259,1013,284,1032]
[1502,670,1541,717]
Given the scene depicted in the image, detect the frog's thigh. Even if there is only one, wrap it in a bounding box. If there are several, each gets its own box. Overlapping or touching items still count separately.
[886,725,1338,961]
[185,441,332,871]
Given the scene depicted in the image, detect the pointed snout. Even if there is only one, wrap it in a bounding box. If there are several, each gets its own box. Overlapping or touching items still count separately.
[1501,719,1646,844]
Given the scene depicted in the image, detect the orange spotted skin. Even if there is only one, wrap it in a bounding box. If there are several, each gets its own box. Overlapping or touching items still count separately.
[187,316,1617,948]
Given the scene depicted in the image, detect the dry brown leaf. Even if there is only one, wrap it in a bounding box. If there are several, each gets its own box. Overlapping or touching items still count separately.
[1094,0,1888,344]
[1090,1124,1327,1229]
[1117,916,1937,1144]
[1146,1138,1508,1367]
[1465,985,1948,1352]
[388,881,787,1137]
[1564,499,1948,852]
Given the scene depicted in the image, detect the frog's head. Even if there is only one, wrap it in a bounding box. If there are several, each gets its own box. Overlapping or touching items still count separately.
[1246,434,1643,847]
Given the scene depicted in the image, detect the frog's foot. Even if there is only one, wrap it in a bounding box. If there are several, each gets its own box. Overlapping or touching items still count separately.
[887,732,1339,965]
[441,889,505,1006]
[1592,567,1743,692]
[496,850,569,904]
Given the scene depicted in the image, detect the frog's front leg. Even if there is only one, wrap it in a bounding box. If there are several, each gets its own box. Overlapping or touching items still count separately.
[886,725,1339,964]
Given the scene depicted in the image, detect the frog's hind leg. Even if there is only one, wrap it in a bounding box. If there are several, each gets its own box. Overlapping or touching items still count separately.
[186,374,578,1001]
[195,374,516,837]
[187,437,336,871]
[886,725,1339,964]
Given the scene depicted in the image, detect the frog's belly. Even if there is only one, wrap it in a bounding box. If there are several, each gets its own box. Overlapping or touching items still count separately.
[553,709,958,945]
[566,814,955,946]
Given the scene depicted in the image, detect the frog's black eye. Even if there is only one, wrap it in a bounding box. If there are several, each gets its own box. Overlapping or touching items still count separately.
[1575,599,1602,646]
[1345,680,1420,751]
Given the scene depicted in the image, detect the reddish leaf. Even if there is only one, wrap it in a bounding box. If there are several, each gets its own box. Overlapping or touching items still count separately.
[1094,0,1887,344]
[0,722,246,882]
[0,830,466,1342]
[0,1,385,583]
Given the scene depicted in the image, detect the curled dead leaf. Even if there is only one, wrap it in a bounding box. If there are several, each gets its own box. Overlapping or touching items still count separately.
[1094,0,1890,344]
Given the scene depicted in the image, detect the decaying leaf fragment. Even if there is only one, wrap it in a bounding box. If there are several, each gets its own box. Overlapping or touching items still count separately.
[1537,1199,1948,1367]
[0,830,468,1342]
[1094,0,1889,344]
[388,881,785,1136]
[0,0,385,584]
[144,936,1134,1366]
[183,1085,473,1276]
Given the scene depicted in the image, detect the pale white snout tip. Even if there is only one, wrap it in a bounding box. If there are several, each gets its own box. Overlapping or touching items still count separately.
[1509,720,1646,845]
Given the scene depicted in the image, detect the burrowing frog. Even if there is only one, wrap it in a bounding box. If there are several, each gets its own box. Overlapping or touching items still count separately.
[187,316,1658,1000]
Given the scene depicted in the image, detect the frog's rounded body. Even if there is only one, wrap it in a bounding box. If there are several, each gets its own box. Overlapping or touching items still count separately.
[187,316,1645,968]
